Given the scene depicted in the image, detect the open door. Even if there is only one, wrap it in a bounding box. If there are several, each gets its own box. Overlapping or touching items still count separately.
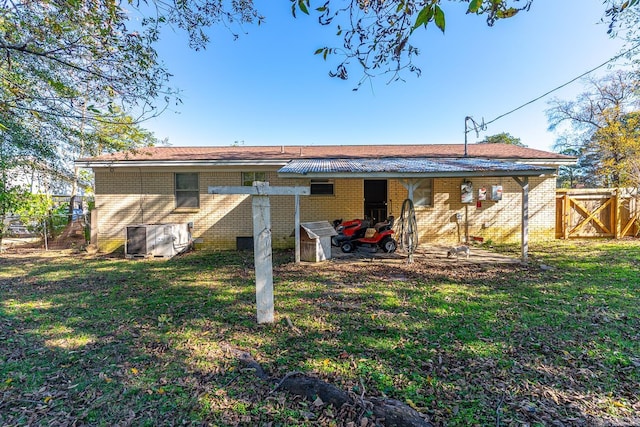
[364,179,387,223]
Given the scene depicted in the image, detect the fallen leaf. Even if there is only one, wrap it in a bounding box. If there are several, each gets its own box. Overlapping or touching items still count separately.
[99,372,112,383]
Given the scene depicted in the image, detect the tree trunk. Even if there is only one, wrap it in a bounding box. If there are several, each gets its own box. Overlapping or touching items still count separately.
[233,347,433,427]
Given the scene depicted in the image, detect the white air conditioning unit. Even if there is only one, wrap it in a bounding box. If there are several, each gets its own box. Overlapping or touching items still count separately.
[125,223,192,259]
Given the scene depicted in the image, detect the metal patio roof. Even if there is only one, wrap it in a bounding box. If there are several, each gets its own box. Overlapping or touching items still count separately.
[277,158,557,179]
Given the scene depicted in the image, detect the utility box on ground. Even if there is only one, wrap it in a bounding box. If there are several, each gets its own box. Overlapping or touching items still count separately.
[299,221,338,262]
[125,223,192,259]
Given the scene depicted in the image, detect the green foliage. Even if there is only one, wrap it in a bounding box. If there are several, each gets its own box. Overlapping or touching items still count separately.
[1,1,165,197]
[412,4,447,33]
[0,184,52,242]
[13,193,52,221]
[468,0,483,13]
[478,132,526,146]
[0,1,172,124]
[605,0,640,38]
[591,110,640,187]
[548,71,640,188]
[307,0,532,85]
[0,187,29,239]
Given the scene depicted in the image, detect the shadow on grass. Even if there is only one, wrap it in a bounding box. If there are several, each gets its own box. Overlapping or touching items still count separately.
[1,246,639,426]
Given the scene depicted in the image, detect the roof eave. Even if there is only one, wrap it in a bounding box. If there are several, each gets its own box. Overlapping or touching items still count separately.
[278,169,558,179]
[511,158,577,167]
[75,159,291,168]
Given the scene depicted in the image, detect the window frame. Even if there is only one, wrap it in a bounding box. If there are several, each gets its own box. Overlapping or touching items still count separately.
[175,172,200,209]
[310,179,335,196]
[241,171,267,186]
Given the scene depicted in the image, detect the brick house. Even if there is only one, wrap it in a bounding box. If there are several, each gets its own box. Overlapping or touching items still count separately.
[76,144,574,254]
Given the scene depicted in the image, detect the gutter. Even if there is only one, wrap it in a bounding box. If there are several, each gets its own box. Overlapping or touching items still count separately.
[511,158,577,167]
[277,168,558,180]
[74,159,291,168]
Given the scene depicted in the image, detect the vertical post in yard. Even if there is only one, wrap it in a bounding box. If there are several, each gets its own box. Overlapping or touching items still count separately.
[90,209,98,246]
[513,176,529,263]
[253,194,274,324]
[563,191,571,240]
[520,177,529,263]
[464,205,469,243]
[614,188,621,239]
[43,220,48,251]
[208,182,309,324]
[295,194,301,263]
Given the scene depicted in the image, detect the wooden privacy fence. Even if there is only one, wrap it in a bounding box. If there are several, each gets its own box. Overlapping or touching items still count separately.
[556,189,640,239]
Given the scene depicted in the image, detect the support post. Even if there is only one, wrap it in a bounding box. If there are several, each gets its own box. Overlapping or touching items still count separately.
[563,192,571,240]
[295,194,301,263]
[614,188,621,239]
[253,194,274,324]
[43,220,48,251]
[90,209,98,245]
[208,182,309,324]
[464,205,469,244]
[513,177,529,263]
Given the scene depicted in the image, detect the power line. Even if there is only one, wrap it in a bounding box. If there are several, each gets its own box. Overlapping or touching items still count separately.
[484,42,640,127]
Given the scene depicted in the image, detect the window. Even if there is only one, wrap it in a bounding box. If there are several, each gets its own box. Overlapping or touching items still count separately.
[310,179,334,195]
[175,173,199,208]
[242,172,267,186]
[413,179,433,207]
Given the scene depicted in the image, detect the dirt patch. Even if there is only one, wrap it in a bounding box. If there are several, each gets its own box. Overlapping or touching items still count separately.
[1,221,87,253]
[48,220,87,250]
[329,244,522,266]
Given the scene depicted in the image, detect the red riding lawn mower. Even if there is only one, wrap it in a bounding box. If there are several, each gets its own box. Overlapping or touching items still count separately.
[331,218,370,247]
[333,216,398,254]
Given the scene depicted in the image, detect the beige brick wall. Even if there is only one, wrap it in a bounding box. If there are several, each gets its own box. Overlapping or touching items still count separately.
[93,168,556,252]
[415,177,556,244]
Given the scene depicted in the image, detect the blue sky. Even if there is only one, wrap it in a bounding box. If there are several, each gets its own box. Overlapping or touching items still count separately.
[140,0,630,152]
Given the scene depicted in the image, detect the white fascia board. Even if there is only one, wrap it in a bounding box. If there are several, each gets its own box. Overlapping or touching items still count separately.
[512,158,577,167]
[469,157,576,167]
[74,159,290,168]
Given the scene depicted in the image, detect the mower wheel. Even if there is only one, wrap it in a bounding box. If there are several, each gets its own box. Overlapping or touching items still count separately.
[380,237,397,253]
[340,241,355,253]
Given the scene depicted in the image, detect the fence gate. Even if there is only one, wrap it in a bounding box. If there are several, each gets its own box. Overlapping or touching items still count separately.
[556,189,640,239]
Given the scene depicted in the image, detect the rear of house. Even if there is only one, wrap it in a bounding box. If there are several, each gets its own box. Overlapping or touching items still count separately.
[77,144,574,253]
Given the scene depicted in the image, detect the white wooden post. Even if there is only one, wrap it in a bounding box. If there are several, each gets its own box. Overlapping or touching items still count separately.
[295,194,301,263]
[252,194,274,323]
[208,182,310,324]
[513,177,529,263]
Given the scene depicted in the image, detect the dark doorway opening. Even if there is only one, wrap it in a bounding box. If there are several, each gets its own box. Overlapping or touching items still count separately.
[364,180,387,223]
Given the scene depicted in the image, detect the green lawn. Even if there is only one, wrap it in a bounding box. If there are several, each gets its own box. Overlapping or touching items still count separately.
[1,241,639,426]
